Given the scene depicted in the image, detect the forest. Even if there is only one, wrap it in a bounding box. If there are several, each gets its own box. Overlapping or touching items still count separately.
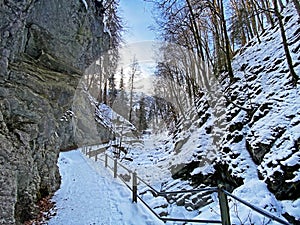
[84,0,300,131]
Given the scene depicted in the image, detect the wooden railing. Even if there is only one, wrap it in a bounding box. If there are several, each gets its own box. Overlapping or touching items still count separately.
[82,146,290,225]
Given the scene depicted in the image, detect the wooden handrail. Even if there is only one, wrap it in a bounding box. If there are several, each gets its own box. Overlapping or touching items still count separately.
[83,149,290,225]
[222,189,290,225]
[157,187,218,196]
[136,175,160,196]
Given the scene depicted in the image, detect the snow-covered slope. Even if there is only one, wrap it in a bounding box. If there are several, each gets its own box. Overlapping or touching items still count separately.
[225,0,300,202]
[115,3,300,224]
[70,3,300,224]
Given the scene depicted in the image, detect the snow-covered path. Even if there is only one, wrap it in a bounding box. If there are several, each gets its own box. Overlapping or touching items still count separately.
[48,150,163,225]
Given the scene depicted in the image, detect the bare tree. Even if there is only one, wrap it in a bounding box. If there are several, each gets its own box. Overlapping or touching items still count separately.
[291,0,300,17]
[272,0,298,86]
[128,56,140,123]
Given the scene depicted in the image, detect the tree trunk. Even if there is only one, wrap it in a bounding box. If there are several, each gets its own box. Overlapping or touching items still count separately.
[211,0,224,75]
[252,0,265,33]
[262,0,275,27]
[273,0,298,86]
[103,80,107,104]
[185,0,205,61]
[277,0,285,11]
[219,0,234,81]
[247,0,261,43]
[292,0,300,17]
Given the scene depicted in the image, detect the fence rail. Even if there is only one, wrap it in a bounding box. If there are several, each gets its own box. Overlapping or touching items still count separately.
[81,146,290,225]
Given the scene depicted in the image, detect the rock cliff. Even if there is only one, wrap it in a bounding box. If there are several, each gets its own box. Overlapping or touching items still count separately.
[0,0,109,224]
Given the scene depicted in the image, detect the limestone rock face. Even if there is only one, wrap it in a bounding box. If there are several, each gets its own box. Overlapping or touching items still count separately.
[0,0,109,224]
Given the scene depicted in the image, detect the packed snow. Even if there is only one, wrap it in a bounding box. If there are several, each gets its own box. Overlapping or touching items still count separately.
[48,150,163,225]
[48,143,291,225]
[51,2,300,224]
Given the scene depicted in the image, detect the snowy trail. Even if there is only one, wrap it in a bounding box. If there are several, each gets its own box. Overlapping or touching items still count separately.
[48,150,163,225]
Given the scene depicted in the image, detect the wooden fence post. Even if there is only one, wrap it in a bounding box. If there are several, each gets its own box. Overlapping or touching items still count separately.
[95,154,97,161]
[105,154,108,167]
[113,158,117,178]
[218,184,231,225]
[132,171,137,203]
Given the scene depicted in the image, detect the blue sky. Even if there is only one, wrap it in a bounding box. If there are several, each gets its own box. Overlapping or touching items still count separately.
[119,0,156,43]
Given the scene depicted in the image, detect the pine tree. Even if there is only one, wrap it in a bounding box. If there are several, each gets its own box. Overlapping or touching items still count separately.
[108,73,117,106]
[138,97,148,131]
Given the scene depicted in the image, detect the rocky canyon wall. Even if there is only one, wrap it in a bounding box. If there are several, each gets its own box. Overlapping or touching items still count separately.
[0,0,109,224]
